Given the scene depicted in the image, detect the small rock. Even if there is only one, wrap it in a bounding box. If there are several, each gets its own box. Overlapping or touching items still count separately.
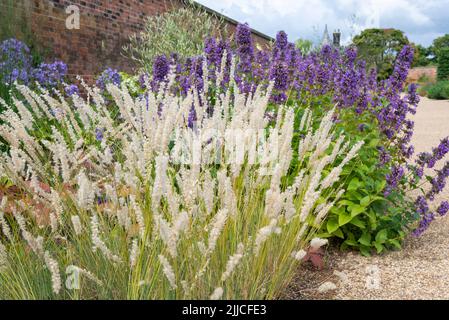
[317,281,337,293]
[333,270,349,285]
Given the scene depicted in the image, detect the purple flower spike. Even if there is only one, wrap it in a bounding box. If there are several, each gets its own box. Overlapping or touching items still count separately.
[437,201,449,216]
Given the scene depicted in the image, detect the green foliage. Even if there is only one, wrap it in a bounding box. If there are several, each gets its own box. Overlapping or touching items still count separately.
[437,47,449,81]
[119,72,142,97]
[431,34,449,61]
[295,38,314,55]
[312,108,417,255]
[423,81,449,100]
[412,44,432,67]
[352,28,409,79]
[123,4,227,73]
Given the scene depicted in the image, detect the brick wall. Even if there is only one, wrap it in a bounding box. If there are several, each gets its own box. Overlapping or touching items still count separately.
[407,66,437,84]
[2,0,272,83]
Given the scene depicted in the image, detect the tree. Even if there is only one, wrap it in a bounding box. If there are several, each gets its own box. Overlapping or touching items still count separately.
[295,38,314,55]
[352,28,409,79]
[437,47,449,81]
[412,44,431,67]
[431,34,449,61]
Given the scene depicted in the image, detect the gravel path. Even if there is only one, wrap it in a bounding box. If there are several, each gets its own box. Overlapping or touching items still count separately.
[293,97,449,300]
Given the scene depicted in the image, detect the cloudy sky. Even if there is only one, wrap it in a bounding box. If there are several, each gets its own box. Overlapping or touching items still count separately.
[196,0,449,47]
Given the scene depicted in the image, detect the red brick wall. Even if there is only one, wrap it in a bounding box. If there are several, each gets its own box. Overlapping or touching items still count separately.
[407,66,437,84]
[3,0,271,83]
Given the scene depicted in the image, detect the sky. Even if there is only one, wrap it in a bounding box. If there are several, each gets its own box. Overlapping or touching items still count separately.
[196,0,449,47]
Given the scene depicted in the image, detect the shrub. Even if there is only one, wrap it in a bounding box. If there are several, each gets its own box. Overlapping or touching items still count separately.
[123,4,227,73]
[0,61,361,299]
[437,47,449,81]
[426,81,449,100]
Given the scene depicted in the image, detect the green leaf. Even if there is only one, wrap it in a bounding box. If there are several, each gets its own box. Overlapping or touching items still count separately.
[375,229,388,244]
[344,239,358,246]
[350,204,366,217]
[333,228,344,239]
[315,232,332,239]
[371,195,387,202]
[360,246,371,256]
[376,180,386,193]
[338,200,354,207]
[388,239,402,249]
[368,138,380,147]
[347,191,363,201]
[374,242,384,254]
[338,211,353,226]
[360,196,371,207]
[327,218,339,234]
[358,232,371,246]
[350,217,366,229]
[348,178,360,191]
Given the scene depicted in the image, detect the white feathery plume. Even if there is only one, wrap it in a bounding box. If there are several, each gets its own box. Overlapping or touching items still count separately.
[0,241,8,270]
[129,238,139,268]
[66,265,103,286]
[221,243,244,281]
[210,287,224,300]
[44,251,61,294]
[71,215,82,236]
[76,171,95,209]
[90,214,122,263]
[207,209,228,253]
[14,210,44,257]
[0,198,13,241]
[159,254,177,289]
[254,219,280,254]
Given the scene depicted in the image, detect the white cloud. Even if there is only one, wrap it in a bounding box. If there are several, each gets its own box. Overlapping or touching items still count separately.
[197,0,449,46]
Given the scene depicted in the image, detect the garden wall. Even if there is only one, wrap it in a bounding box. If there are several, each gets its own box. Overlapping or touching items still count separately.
[407,66,437,84]
[2,0,272,83]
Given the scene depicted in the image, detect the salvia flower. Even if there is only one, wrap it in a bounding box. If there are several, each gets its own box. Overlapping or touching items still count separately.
[64,84,79,97]
[437,201,449,216]
[33,61,68,88]
[96,67,121,90]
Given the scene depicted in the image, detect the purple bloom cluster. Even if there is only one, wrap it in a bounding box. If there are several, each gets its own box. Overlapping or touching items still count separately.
[384,165,405,196]
[152,55,170,83]
[413,212,434,237]
[428,161,449,200]
[1,38,71,95]
[95,128,104,141]
[0,38,32,85]
[33,61,68,88]
[96,67,121,91]
[437,201,449,216]
[64,84,79,97]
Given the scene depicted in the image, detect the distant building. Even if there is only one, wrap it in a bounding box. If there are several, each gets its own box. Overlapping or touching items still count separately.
[321,24,341,48]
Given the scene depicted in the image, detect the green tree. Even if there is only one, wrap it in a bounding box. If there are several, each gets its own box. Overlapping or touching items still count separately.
[430,34,449,61]
[295,38,314,55]
[352,28,409,79]
[412,44,431,67]
[437,47,449,81]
